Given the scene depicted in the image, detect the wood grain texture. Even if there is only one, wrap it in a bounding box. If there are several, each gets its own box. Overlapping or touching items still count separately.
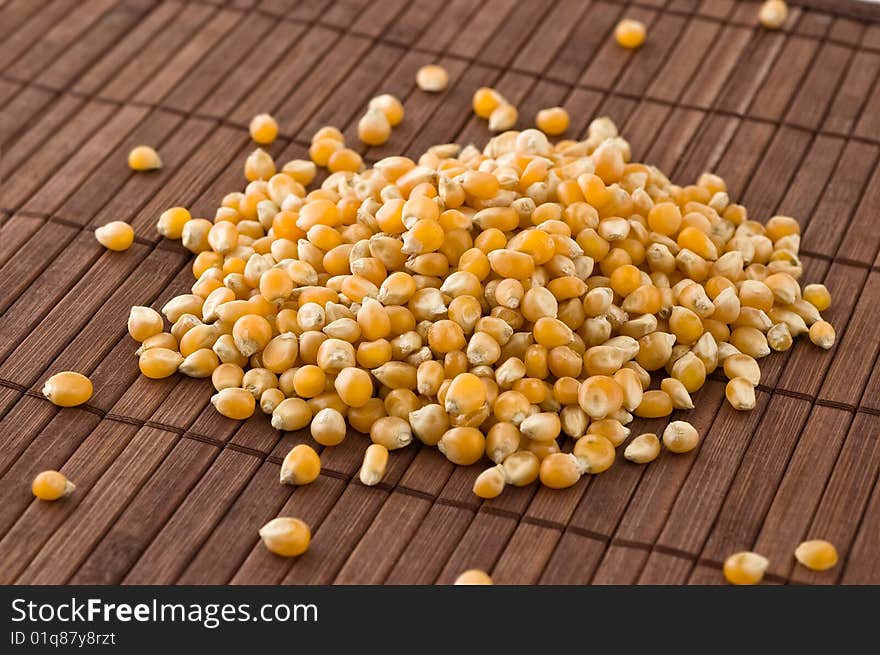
[1,0,878,586]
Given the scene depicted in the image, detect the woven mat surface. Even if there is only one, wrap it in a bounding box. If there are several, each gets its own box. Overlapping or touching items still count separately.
[1,0,879,585]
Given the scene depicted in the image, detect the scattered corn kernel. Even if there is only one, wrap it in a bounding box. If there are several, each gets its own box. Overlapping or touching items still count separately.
[416,64,448,92]
[95,221,135,251]
[369,94,404,127]
[662,420,699,454]
[454,569,493,585]
[535,106,569,136]
[259,517,310,557]
[280,444,321,485]
[42,371,93,407]
[32,470,75,501]
[615,19,646,49]
[624,433,660,464]
[128,145,161,171]
[359,443,389,486]
[759,0,788,29]
[794,539,838,571]
[249,113,278,145]
[723,551,769,585]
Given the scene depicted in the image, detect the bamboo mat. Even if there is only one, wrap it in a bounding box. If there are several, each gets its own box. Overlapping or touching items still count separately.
[1,0,879,585]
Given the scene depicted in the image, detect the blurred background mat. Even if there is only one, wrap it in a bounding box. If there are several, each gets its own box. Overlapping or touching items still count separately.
[0,0,879,586]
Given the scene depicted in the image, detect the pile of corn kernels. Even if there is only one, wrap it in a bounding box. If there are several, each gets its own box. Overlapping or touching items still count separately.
[109,108,837,504]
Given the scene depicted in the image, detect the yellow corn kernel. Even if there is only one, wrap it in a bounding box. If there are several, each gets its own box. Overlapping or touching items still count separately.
[249,113,278,145]
[573,434,615,474]
[438,427,485,465]
[489,104,518,132]
[726,377,756,411]
[758,0,787,29]
[156,206,191,240]
[535,106,569,136]
[179,348,219,378]
[261,387,285,415]
[445,372,487,417]
[767,322,793,351]
[615,18,646,48]
[261,333,299,374]
[794,539,838,571]
[473,464,506,499]
[662,420,699,453]
[32,470,75,501]
[212,362,244,391]
[232,314,272,357]
[245,148,276,181]
[802,283,831,312]
[280,444,321,485]
[671,351,706,393]
[502,450,539,487]
[539,452,581,489]
[660,377,694,410]
[259,517,310,557]
[310,407,346,446]
[519,412,562,442]
[138,348,183,379]
[127,306,164,342]
[579,375,624,419]
[473,87,504,119]
[730,326,770,359]
[358,107,392,146]
[136,332,178,355]
[454,569,493,585]
[809,320,835,350]
[211,387,256,420]
[416,64,448,92]
[334,367,373,408]
[271,398,312,431]
[95,220,135,251]
[40,370,93,408]
[724,551,769,585]
[624,433,660,464]
[359,443,389,486]
[634,390,673,419]
[310,138,343,168]
[128,145,162,171]
[369,93,404,127]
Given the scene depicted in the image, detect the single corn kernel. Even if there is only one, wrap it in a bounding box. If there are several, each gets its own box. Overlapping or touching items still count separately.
[359,443,389,486]
[489,104,518,132]
[473,87,504,119]
[615,18,646,48]
[42,371,93,407]
[726,377,756,411]
[95,221,135,251]
[416,64,448,92]
[358,107,392,146]
[809,320,835,350]
[535,106,570,136]
[803,283,831,312]
[723,551,769,585]
[369,93,405,126]
[245,148,276,181]
[624,433,660,464]
[573,434,615,474]
[280,444,321,485]
[438,427,485,465]
[370,416,413,450]
[539,453,581,489]
[259,517,310,557]
[311,407,347,446]
[759,0,788,29]
[32,470,75,501]
[156,206,192,240]
[128,145,161,171]
[473,464,506,499]
[271,398,312,431]
[794,539,838,571]
[662,420,700,453]
[127,306,164,342]
[454,569,493,585]
[249,113,278,145]
[211,387,256,420]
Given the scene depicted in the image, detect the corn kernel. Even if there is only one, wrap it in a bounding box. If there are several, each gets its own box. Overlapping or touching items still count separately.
[724,551,769,585]
[42,371,93,407]
[95,221,135,251]
[794,539,838,571]
[32,470,75,501]
[624,433,660,464]
[662,420,699,453]
[259,517,310,557]
[454,569,493,585]
[280,444,321,485]
[615,18,646,49]
[128,145,161,171]
[249,113,278,145]
[535,106,569,136]
[416,64,448,92]
[758,0,787,29]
